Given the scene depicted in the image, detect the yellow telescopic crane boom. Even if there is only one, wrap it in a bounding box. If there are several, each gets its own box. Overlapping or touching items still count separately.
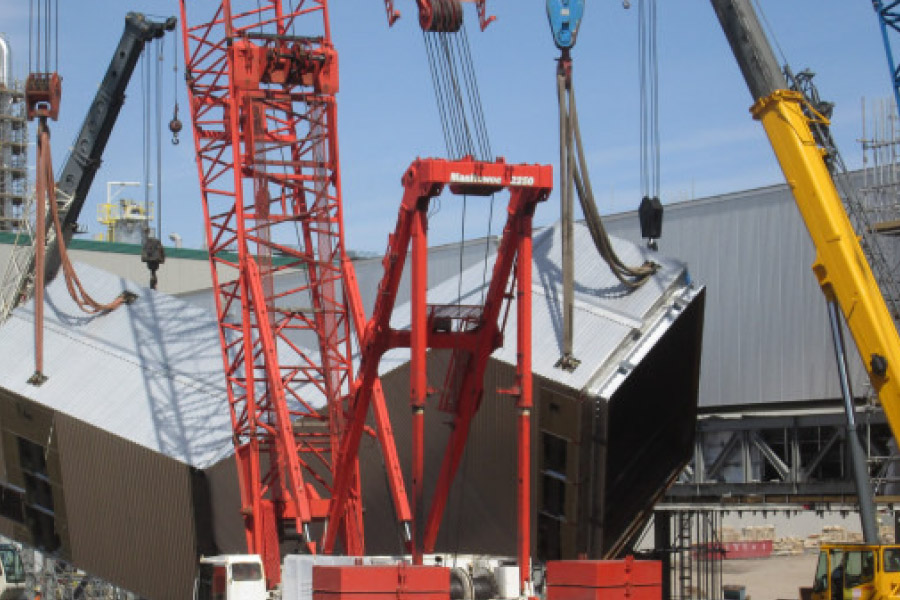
[710,0,900,543]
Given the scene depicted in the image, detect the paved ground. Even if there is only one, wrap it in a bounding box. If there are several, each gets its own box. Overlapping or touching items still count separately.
[722,553,819,600]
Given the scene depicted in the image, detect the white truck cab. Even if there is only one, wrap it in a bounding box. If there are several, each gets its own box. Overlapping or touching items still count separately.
[195,555,267,600]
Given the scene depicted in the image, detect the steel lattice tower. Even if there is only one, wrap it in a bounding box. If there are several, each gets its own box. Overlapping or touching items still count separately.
[178,1,410,585]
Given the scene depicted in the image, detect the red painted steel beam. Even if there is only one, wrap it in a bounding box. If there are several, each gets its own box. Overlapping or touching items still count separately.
[515,206,534,596]
[411,205,429,564]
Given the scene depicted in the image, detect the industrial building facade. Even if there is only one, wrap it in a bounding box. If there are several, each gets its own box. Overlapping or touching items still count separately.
[0,222,704,596]
[0,168,890,594]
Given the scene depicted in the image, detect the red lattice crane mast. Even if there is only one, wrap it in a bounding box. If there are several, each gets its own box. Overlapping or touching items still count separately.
[177,1,411,585]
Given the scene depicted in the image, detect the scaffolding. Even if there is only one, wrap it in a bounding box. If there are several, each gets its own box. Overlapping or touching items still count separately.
[0,73,27,231]
[860,98,900,316]
[650,509,725,600]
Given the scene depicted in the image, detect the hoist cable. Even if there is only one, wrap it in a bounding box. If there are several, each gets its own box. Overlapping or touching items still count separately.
[423,26,491,162]
[752,0,788,67]
[651,0,660,198]
[156,39,164,240]
[421,13,496,307]
[639,0,660,200]
[424,34,453,159]
[638,0,647,198]
[436,33,470,158]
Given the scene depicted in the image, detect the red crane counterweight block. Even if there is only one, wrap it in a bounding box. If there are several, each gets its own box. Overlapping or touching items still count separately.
[313,564,450,600]
[232,38,338,94]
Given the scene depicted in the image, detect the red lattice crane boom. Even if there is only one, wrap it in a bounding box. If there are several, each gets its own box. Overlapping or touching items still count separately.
[177,1,411,585]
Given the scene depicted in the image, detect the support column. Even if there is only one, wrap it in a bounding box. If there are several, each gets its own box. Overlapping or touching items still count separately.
[516,209,534,595]
[827,298,879,543]
[410,205,428,565]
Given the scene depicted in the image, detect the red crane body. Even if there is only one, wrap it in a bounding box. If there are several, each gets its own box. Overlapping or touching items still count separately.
[178,1,411,585]
[180,1,543,593]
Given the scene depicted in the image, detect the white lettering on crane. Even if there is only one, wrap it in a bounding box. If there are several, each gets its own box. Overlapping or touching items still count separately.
[449,172,503,186]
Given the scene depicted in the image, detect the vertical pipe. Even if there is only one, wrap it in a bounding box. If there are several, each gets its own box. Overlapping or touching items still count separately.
[411,205,428,565]
[516,207,534,595]
[827,298,879,544]
[0,36,10,88]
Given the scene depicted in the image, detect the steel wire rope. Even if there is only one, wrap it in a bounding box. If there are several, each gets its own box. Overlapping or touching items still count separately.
[651,0,660,199]
[424,32,455,161]
[454,27,491,160]
[638,0,648,198]
[142,51,151,236]
[439,32,473,158]
[452,31,479,157]
[439,32,472,157]
[156,38,164,240]
[430,33,458,157]
[751,0,789,67]
[638,0,660,200]
[430,25,496,302]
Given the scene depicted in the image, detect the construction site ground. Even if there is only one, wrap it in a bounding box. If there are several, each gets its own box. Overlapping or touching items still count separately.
[722,553,818,600]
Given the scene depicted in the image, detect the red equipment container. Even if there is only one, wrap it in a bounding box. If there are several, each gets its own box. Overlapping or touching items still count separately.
[546,558,662,600]
[722,540,773,559]
[313,565,450,600]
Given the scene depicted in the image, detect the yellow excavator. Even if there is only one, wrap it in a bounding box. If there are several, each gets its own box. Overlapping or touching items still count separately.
[710,1,900,599]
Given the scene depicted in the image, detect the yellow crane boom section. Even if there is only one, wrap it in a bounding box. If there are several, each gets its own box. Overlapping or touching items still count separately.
[754,89,900,435]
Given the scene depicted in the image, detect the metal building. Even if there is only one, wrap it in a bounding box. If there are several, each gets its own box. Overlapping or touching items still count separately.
[0,225,704,595]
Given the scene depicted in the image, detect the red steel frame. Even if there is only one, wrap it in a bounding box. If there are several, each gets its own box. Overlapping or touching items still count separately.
[324,157,551,595]
[178,1,411,585]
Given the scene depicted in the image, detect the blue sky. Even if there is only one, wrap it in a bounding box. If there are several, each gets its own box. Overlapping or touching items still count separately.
[0,1,893,252]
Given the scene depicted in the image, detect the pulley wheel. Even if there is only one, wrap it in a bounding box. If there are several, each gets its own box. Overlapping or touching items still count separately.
[425,0,463,33]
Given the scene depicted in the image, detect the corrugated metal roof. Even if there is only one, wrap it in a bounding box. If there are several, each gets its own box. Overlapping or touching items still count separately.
[601,171,892,408]
[0,262,232,469]
[378,222,699,397]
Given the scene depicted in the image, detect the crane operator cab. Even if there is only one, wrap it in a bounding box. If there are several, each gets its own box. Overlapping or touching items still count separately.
[811,544,900,600]
[195,555,266,600]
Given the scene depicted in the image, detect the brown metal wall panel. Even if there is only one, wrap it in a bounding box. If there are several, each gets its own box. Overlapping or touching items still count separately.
[0,388,71,556]
[55,413,197,599]
[361,353,526,557]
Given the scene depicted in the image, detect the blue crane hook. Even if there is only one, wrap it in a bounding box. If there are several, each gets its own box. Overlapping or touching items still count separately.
[546,0,585,50]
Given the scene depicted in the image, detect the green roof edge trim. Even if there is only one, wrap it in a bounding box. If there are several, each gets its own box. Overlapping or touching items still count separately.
[0,232,298,266]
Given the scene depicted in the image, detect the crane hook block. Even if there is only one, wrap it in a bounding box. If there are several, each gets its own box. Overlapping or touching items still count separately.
[546,0,585,50]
